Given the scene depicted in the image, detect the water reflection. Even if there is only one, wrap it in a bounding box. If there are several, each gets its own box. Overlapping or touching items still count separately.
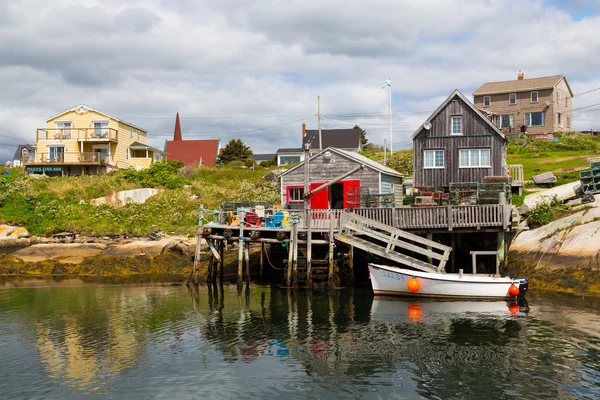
[1,283,600,399]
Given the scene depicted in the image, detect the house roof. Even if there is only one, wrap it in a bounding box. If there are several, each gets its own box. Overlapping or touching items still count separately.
[165,139,220,166]
[46,104,147,132]
[13,144,36,161]
[250,153,276,161]
[411,90,506,141]
[277,148,304,154]
[279,147,403,179]
[473,75,573,96]
[129,141,167,154]
[302,128,361,150]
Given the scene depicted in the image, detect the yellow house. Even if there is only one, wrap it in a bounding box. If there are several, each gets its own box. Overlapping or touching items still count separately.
[25,104,167,175]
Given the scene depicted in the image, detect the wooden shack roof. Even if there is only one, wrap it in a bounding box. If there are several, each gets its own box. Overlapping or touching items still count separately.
[411,90,506,141]
[279,147,403,179]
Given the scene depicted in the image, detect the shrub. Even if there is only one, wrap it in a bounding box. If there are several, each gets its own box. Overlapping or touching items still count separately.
[387,150,414,175]
[244,159,255,168]
[167,160,185,169]
[121,162,179,188]
[228,160,244,168]
[526,196,565,228]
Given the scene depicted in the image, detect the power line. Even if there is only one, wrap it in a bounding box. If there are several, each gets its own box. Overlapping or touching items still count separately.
[572,102,600,112]
[574,87,600,97]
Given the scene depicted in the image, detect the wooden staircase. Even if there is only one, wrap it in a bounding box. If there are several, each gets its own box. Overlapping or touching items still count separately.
[335,212,452,273]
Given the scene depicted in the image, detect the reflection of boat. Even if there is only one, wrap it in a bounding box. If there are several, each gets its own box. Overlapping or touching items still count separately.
[368,263,528,299]
[371,297,521,323]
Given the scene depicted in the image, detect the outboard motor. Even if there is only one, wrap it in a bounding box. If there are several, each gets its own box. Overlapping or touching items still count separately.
[515,277,529,312]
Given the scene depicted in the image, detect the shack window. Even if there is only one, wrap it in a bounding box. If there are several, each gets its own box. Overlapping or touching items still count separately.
[509,93,516,105]
[287,186,304,202]
[483,96,490,107]
[459,148,491,168]
[424,150,444,169]
[451,116,462,135]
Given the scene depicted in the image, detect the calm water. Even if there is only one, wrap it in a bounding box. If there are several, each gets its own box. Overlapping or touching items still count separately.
[1,280,600,399]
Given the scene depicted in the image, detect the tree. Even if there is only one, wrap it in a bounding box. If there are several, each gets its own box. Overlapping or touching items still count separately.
[354,125,368,147]
[219,139,253,164]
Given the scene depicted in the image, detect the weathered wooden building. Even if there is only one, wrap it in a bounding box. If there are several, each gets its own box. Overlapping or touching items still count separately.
[412,90,508,188]
[279,147,403,209]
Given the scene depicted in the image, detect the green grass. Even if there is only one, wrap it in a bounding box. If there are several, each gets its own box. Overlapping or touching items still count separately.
[0,163,281,237]
[507,150,599,183]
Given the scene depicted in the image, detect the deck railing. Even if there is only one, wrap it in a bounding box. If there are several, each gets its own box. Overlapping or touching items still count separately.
[216,204,510,231]
[36,128,119,141]
[24,152,109,165]
[508,164,524,187]
[301,205,508,231]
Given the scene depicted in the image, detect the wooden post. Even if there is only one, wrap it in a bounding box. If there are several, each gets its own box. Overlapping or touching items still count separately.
[328,217,335,287]
[426,232,433,264]
[292,223,299,288]
[286,228,294,287]
[306,210,312,287]
[497,231,505,277]
[244,241,250,283]
[450,233,456,273]
[237,212,245,288]
[219,239,225,282]
[192,204,204,285]
[259,240,264,280]
[348,245,354,284]
[207,253,214,282]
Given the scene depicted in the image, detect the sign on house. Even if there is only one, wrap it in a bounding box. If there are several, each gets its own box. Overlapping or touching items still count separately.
[25,166,63,173]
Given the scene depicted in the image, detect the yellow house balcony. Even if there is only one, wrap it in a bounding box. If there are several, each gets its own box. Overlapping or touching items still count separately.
[23,152,109,166]
[36,128,119,142]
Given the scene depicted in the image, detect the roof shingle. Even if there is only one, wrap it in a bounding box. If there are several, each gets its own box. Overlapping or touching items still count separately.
[473,75,571,96]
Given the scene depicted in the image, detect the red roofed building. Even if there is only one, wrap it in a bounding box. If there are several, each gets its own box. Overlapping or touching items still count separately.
[164,112,221,166]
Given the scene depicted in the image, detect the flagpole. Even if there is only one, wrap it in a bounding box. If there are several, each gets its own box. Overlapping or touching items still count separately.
[389,77,392,155]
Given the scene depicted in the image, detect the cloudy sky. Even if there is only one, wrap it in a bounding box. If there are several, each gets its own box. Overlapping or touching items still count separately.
[1,0,600,162]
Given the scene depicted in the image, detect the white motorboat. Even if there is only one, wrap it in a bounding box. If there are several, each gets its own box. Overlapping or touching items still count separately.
[368,263,528,299]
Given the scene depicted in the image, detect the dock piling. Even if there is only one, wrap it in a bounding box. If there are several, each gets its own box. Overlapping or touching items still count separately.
[306,210,312,287]
[237,212,245,288]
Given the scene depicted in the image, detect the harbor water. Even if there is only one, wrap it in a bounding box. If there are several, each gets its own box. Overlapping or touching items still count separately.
[1,280,600,399]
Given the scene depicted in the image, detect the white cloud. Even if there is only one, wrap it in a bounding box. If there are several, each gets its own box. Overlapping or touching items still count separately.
[0,0,599,163]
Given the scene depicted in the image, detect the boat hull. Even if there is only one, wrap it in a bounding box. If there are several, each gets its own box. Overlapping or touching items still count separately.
[368,263,521,299]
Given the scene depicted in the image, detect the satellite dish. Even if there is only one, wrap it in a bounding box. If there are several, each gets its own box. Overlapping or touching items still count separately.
[424,121,432,130]
[545,100,551,106]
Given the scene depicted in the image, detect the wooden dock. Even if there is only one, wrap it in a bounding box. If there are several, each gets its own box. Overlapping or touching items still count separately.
[190,203,513,289]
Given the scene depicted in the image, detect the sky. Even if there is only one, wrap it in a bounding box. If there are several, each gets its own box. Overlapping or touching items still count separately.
[1,0,600,162]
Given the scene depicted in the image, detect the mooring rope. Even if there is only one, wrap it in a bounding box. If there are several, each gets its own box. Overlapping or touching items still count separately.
[264,244,285,270]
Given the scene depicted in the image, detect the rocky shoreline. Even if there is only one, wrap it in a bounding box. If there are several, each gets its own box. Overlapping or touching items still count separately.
[0,226,199,278]
[508,194,600,296]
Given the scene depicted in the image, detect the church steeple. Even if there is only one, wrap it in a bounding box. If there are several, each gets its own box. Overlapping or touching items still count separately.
[173,111,182,141]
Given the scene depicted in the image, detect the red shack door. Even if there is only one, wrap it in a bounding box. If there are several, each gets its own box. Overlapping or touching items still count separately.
[309,183,329,209]
[343,180,361,208]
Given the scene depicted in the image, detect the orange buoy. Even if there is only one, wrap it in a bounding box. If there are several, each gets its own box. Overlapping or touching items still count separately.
[508,303,520,314]
[508,284,520,297]
[407,277,420,293]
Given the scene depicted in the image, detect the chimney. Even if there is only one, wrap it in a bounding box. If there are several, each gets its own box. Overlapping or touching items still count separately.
[173,111,182,141]
[518,70,524,80]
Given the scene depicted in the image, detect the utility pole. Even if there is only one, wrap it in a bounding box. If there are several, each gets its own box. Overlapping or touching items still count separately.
[383,138,387,166]
[389,79,393,155]
[318,95,322,152]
